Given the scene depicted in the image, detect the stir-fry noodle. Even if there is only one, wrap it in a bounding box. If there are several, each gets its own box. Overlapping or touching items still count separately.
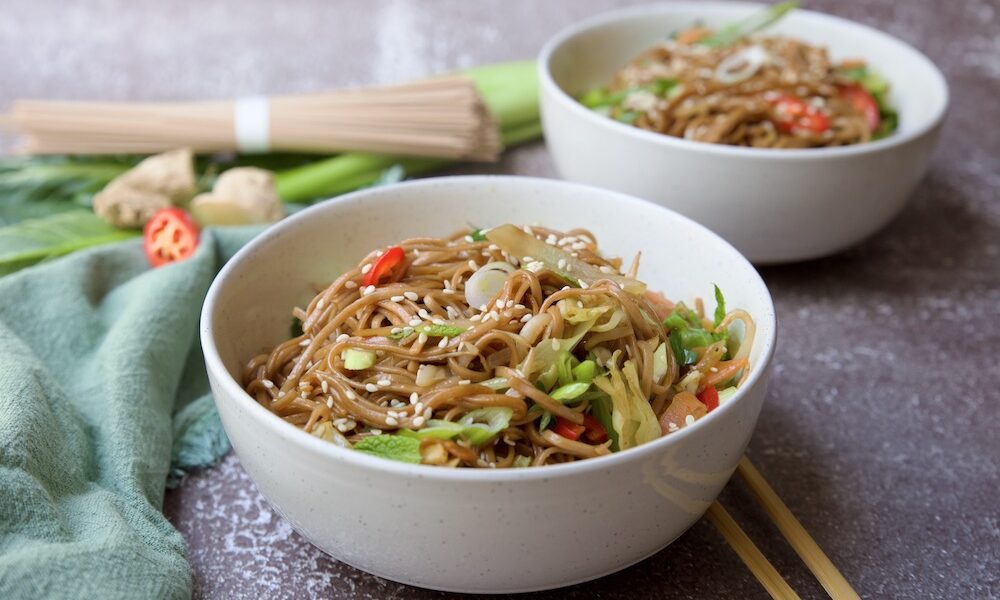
[579,3,898,147]
[243,225,754,468]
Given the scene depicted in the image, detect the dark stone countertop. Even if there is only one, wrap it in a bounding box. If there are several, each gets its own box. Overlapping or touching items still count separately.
[4,0,997,598]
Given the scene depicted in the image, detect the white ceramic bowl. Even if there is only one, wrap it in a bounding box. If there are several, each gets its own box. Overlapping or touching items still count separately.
[539,2,948,264]
[201,176,777,593]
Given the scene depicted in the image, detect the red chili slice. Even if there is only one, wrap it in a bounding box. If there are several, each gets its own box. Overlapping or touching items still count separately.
[770,95,830,134]
[143,208,200,267]
[552,416,586,441]
[839,84,881,131]
[698,387,720,413]
[362,246,406,287]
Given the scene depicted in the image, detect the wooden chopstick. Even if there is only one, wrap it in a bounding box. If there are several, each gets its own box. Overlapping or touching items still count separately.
[706,501,802,600]
[736,457,862,600]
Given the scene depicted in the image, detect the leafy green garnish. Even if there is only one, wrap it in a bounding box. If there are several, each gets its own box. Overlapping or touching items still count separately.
[538,410,553,431]
[354,435,422,463]
[664,298,727,366]
[389,323,466,340]
[698,1,799,48]
[469,229,488,242]
[0,210,139,277]
[713,284,726,327]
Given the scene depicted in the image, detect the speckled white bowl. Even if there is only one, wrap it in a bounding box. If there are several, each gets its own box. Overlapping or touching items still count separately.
[201,176,776,593]
[539,2,949,264]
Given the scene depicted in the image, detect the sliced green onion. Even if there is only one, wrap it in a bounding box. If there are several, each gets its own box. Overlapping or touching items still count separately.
[550,382,591,403]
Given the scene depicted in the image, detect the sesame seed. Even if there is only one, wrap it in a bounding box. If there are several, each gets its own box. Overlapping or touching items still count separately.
[502,311,512,318]
[710,367,719,373]
[385,416,399,426]
[522,256,534,263]
[345,390,356,400]
[417,333,429,344]
[522,225,533,235]
[317,298,325,309]
[391,295,405,302]
[520,313,532,323]
[363,285,377,296]
[403,291,419,301]
[408,318,422,326]
[479,304,488,312]
[599,265,616,274]
[418,309,431,320]
[564,263,573,273]
[361,263,372,274]
[432,318,445,325]
[468,260,478,270]
[668,422,679,432]
[370,428,382,435]
[365,383,379,393]
[321,381,329,393]
[390,327,403,334]
[423,408,433,419]
[336,333,350,342]
[685,415,696,426]
[277,391,286,398]
[414,402,424,413]
[262,379,274,389]
[390,399,405,408]
[377,378,391,387]
[571,242,587,250]
[443,289,455,295]
[443,280,452,290]
[412,416,426,427]
[409,393,419,404]
[333,418,347,426]
[557,259,566,269]
[326,398,334,408]
[525,261,544,272]
[488,244,499,251]
[551,339,560,350]
[470,314,482,322]
[458,379,472,385]
[387,410,399,418]
[344,280,358,289]
[579,280,589,289]
[438,337,449,348]
[464,235,474,243]
[446,306,460,319]
[514,304,525,310]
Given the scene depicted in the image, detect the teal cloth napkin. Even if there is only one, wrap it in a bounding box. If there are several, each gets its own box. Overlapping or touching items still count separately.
[0,227,259,599]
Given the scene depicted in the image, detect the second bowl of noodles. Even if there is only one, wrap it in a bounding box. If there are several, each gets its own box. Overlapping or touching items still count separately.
[539,2,948,263]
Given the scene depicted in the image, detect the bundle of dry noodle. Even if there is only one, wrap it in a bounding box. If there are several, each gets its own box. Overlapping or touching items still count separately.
[2,77,500,160]
[243,225,754,468]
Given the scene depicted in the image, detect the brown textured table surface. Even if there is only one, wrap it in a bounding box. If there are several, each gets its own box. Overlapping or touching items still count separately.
[5,0,998,598]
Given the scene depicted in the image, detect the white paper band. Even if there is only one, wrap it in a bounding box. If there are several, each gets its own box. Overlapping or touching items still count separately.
[234,96,270,153]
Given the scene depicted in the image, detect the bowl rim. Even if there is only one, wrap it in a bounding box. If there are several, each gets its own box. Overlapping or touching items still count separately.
[200,175,777,482]
[538,0,950,161]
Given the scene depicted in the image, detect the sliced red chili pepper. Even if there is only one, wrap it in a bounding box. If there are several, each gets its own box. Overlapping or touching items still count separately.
[839,84,880,131]
[582,414,609,443]
[143,208,200,268]
[770,95,830,134]
[552,416,586,441]
[362,245,406,287]
[698,387,720,413]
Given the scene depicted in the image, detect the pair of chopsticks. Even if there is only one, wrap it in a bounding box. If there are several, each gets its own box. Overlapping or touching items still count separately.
[706,457,861,599]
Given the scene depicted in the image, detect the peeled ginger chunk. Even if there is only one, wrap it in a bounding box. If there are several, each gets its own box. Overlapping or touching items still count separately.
[190,167,285,226]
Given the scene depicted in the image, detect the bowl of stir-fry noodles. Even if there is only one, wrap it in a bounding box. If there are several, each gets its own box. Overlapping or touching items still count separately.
[202,176,776,592]
[539,2,948,263]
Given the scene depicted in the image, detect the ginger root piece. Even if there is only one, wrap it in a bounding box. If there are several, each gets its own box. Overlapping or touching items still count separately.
[189,167,285,226]
[93,148,197,228]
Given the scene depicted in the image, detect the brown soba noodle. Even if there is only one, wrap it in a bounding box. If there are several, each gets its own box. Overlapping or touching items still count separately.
[243,225,755,468]
[579,8,898,148]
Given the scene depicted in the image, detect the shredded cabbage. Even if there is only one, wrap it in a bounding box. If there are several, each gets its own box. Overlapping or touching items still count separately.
[592,359,660,450]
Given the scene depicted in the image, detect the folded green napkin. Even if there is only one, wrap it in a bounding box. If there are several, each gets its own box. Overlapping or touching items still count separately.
[0,227,259,599]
